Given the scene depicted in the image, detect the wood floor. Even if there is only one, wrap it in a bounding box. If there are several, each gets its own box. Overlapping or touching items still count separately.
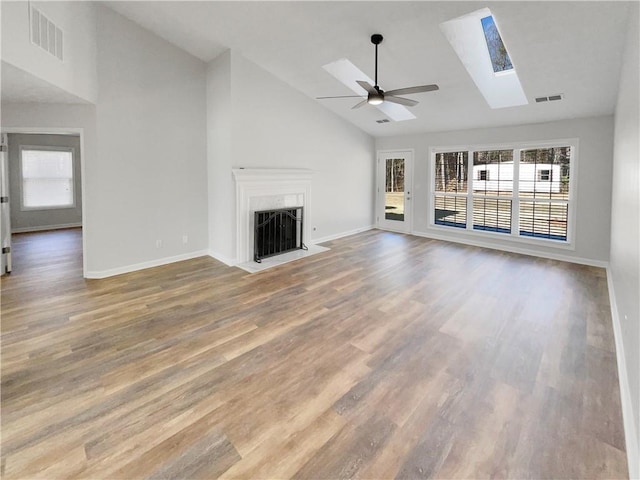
[0,228,628,479]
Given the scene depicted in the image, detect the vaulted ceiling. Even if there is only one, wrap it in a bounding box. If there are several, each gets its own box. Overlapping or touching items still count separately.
[5,1,633,137]
[105,1,632,137]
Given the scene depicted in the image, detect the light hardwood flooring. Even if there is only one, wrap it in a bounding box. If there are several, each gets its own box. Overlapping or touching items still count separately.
[0,228,628,479]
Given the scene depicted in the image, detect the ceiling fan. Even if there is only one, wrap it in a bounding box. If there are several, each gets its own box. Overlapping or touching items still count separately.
[317,34,439,110]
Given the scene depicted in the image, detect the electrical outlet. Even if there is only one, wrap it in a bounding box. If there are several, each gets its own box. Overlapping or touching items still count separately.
[182,235,188,245]
[156,239,162,248]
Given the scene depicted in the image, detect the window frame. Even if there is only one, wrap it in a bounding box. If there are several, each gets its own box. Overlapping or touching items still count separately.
[19,145,76,211]
[430,139,578,249]
[433,150,470,230]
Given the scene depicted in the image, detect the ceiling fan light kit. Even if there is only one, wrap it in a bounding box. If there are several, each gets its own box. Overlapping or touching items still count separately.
[318,33,439,117]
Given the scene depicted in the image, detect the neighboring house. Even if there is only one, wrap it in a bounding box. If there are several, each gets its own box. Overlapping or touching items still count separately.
[473,162,562,194]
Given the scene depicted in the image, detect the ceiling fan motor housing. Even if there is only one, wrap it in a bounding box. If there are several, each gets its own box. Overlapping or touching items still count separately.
[368,86,384,105]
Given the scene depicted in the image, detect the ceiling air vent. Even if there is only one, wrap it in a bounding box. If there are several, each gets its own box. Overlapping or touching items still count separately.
[536,94,563,103]
[30,6,64,61]
[376,119,390,124]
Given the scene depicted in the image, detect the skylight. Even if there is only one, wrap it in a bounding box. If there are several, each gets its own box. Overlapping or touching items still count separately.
[440,8,527,109]
[480,15,513,73]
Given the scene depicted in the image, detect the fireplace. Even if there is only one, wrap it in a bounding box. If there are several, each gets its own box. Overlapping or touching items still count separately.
[254,207,306,263]
[232,168,313,264]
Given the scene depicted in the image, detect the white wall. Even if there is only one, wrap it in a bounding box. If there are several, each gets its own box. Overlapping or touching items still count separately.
[90,6,208,276]
[206,50,234,263]
[376,115,615,264]
[610,3,640,475]
[1,1,98,103]
[206,50,375,263]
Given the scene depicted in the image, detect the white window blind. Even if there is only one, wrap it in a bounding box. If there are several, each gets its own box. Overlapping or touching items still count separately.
[472,149,513,234]
[432,142,574,244]
[21,149,74,209]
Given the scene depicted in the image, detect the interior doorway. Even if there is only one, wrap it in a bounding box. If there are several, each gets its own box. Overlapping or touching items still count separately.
[0,129,85,277]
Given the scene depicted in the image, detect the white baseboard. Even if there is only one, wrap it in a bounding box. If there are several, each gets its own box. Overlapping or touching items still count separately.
[606,267,639,480]
[412,229,609,268]
[312,225,374,245]
[85,250,209,279]
[208,250,237,267]
[91,226,376,272]
[12,223,82,233]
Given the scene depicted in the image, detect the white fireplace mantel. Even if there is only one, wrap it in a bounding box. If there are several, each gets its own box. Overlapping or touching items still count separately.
[232,168,313,264]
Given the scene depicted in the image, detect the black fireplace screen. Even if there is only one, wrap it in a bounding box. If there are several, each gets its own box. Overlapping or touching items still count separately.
[254,207,306,263]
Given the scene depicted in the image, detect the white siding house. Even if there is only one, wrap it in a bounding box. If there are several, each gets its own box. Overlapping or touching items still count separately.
[473,162,562,193]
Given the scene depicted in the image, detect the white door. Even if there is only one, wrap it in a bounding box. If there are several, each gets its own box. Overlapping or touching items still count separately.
[1,133,11,275]
[377,150,413,233]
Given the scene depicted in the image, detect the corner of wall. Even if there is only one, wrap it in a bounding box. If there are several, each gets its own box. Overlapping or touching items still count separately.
[607,267,640,480]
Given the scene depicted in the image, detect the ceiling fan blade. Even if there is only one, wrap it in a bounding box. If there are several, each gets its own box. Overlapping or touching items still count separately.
[356,80,377,95]
[385,84,439,96]
[351,99,368,109]
[316,95,366,99]
[384,95,419,107]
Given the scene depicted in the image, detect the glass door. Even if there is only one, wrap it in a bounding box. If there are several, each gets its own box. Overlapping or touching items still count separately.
[377,150,412,233]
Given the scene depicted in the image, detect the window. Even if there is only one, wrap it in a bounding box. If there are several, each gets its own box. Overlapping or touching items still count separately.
[434,151,468,229]
[21,148,74,209]
[537,169,551,181]
[519,147,570,241]
[385,158,406,221]
[472,150,513,234]
[432,142,574,244]
[440,8,527,109]
[481,15,513,73]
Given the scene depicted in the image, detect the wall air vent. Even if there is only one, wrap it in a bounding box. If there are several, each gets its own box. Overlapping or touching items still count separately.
[536,94,563,103]
[30,6,63,61]
[376,119,390,124]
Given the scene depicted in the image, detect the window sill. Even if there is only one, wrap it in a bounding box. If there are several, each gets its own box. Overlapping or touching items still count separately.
[428,222,576,251]
[20,204,77,212]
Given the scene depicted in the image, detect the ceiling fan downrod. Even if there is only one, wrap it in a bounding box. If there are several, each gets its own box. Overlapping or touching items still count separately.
[371,34,383,89]
[369,34,384,104]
